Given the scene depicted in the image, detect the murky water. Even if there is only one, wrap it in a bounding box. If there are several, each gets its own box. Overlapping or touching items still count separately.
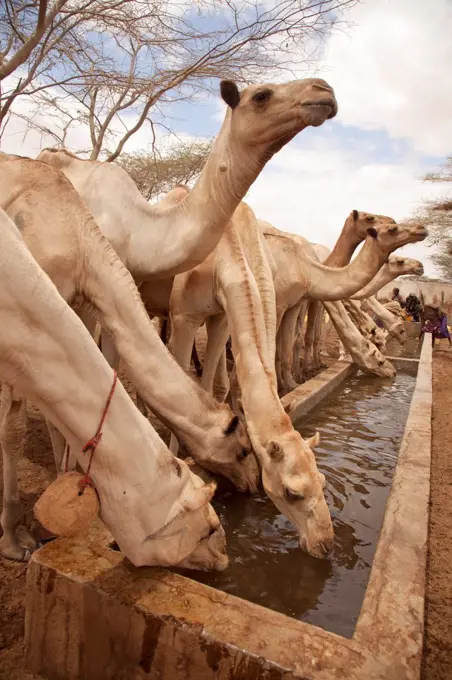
[386,335,421,358]
[192,368,417,638]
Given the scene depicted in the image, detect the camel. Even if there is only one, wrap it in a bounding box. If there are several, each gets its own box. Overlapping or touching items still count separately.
[290,215,427,384]
[168,202,334,558]
[0,207,227,570]
[261,219,427,392]
[37,77,338,281]
[0,155,260,538]
[351,256,424,343]
[295,210,397,382]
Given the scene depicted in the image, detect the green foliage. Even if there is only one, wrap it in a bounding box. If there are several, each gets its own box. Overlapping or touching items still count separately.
[116,139,212,200]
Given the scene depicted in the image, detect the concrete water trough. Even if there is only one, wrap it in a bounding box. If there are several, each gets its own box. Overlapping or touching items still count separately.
[24,341,432,680]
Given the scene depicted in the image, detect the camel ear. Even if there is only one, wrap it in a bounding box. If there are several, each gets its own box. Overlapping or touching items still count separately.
[224,415,239,435]
[306,431,321,449]
[367,227,378,239]
[352,209,359,220]
[283,399,296,414]
[220,80,240,109]
[183,482,217,513]
[267,440,284,462]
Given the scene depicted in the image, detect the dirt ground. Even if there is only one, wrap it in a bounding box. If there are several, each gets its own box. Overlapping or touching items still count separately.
[1,341,450,680]
[421,350,452,680]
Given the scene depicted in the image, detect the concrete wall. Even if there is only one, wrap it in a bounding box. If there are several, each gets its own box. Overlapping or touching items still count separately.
[377,278,452,314]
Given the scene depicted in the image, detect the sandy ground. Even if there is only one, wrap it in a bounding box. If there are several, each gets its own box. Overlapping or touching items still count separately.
[2,334,450,679]
[421,349,452,679]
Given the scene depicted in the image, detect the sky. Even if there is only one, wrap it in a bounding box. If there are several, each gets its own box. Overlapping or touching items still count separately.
[2,0,452,276]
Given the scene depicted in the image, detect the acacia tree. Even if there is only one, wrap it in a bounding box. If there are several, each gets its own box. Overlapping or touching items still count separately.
[116,139,211,199]
[0,0,357,159]
[417,157,452,280]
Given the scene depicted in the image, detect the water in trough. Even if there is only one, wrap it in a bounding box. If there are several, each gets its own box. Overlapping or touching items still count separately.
[191,366,418,638]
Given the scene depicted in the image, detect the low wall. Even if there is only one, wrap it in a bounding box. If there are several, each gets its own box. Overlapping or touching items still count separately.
[24,342,432,680]
[281,359,355,423]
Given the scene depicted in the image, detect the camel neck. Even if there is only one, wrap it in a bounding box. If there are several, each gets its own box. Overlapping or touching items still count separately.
[325,218,361,267]
[130,117,264,279]
[306,237,386,300]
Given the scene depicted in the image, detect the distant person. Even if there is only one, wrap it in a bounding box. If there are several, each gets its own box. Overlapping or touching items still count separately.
[420,305,452,349]
[392,287,405,308]
[405,293,422,322]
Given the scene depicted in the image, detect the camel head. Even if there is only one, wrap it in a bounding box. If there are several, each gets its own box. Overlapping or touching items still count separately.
[386,255,424,278]
[194,407,260,493]
[388,317,407,345]
[170,468,228,571]
[360,343,396,379]
[370,325,388,352]
[371,221,428,255]
[259,429,334,559]
[108,455,228,571]
[220,78,337,159]
[348,210,396,241]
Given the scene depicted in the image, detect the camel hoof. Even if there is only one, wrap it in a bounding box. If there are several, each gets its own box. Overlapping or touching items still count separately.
[0,538,32,562]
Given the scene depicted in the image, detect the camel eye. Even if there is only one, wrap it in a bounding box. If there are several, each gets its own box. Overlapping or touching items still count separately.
[388,225,398,233]
[285,487,305,502]
[237,449,249,461]
[366,215,375,222]
[252,89,272,104]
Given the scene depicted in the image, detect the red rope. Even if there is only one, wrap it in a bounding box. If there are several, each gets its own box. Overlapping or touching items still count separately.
[78,370,118,495]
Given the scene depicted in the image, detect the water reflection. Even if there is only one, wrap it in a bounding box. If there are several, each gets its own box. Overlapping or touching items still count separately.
[191,369,417,638]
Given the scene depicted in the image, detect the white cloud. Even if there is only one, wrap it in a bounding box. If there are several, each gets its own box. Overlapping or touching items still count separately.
[244,135,445,276]
[320,0,452,155]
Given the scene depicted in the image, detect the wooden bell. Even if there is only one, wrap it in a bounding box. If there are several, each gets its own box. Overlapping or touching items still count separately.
[34,471,99,537]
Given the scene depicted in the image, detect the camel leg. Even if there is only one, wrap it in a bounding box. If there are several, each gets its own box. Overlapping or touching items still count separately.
[213,350,230,402]
[191,342,203,377]
[167,314,201,453]
[44,307,101,466]
[313,306,327,370]
[46,420,71,474]
[0,386,36,561]
[280,303,302,395]
[292,302,307,384]
[201,315,230,394]
[274,307,286,394]
[303,300,324,379]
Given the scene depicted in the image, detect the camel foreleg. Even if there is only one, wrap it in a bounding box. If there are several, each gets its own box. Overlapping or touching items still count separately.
[0,385,36,561]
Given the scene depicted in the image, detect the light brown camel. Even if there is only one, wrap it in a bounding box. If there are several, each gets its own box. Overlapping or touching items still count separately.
[0,207,226,570]
[348,256,423,344]
[37,77,338,398]
[168,202,334,558]
[293,216,426,384]
[37,78,337,280]
[0,155,259,564]
[261,219,427,392]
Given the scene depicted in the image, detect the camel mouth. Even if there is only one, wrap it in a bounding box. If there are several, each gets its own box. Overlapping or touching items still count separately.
[302,98,337,119]
[414,267,424,276]
[412,227,428,241]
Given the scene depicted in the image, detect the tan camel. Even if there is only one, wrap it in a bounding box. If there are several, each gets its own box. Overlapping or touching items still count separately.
[37,77,337,280]
[262,219,427,392]
[0,207,226,570]
[350,255,424,343]
[351,255,424,299]
[293,217,426,383]
[0,155,259,541]
[297,210,397,381]
[168,202,334,558]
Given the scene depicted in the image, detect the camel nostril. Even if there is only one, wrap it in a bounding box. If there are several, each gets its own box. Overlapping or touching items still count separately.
[321,539,334,556]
